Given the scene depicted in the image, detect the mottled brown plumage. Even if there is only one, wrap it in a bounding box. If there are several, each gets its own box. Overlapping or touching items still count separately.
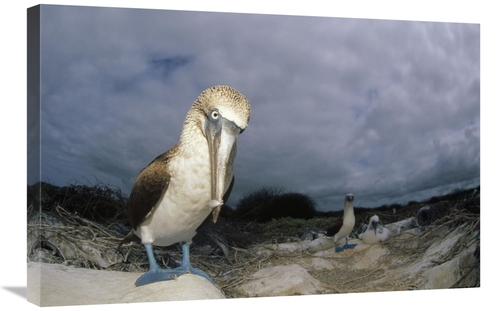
[127,151,172,230]
[326,220,343,237]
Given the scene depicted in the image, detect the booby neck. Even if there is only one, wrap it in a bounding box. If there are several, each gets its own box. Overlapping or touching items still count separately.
[341,194,355,227]
[342,193,355,221]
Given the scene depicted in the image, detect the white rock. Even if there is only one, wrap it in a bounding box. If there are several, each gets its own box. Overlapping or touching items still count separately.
[351,244,390,270]
[27,262,225,307]
[385,217,419,234]
[309,257,336,270]
[237,264,323,297]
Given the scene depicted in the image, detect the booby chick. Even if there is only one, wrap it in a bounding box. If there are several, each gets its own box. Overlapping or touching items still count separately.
[326,193,356,252]
[124,85,251,287]
[360,215,391,244]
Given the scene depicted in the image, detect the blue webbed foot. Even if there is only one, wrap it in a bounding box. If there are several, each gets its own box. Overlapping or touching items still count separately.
[135,267,183,286]
[344,243,357,249]
[135,242,214,287]
[335,246,345,252]
[135,266,214,287]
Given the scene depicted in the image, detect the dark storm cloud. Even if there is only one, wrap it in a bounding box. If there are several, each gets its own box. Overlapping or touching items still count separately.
[36,5,480,211]
[109,55,194,93]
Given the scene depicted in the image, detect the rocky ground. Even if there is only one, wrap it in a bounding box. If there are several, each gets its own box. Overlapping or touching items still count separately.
[27,184,480,306]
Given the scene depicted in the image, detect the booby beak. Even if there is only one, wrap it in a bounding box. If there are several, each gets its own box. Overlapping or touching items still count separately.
[205,110,242,223]
[372,221,379,235]
[346,194,354,202]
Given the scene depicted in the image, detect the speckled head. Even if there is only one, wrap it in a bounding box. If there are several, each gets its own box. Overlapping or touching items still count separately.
[369,215,380,226]
[192,85,251,131]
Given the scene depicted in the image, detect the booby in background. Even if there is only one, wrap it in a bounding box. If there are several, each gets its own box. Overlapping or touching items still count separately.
[123,85,251,287]
[326,193,356,252]
[359,215,391,244]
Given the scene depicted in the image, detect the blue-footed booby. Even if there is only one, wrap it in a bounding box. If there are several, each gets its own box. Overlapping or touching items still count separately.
[326,193,356,252]
[360,215,391,244]
[124,85,251,287]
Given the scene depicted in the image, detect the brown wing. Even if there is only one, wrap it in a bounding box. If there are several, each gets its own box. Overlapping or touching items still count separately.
[326,219,343,237]
[127,152,170,230]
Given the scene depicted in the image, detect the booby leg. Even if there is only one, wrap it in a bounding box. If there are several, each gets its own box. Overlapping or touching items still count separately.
[334,241,345,253]
[343,237,357,250]
[176,242,214,283]
[334,238,357,252]
[135,242,214,286]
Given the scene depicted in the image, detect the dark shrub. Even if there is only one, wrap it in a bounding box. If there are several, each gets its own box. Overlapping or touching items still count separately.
[233,187,317,222]
[233,186,284,221]
[266,193,317,221]
[27,181,128,225]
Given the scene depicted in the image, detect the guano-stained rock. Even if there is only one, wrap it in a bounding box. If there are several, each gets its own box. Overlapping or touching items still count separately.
[237,264,323,297]
[27,262,225,306]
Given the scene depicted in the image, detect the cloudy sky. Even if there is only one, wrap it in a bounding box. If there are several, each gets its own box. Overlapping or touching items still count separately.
[28,4,480,211]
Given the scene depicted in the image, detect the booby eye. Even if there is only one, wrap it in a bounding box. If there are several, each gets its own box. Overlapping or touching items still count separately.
[210,109,219,120]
